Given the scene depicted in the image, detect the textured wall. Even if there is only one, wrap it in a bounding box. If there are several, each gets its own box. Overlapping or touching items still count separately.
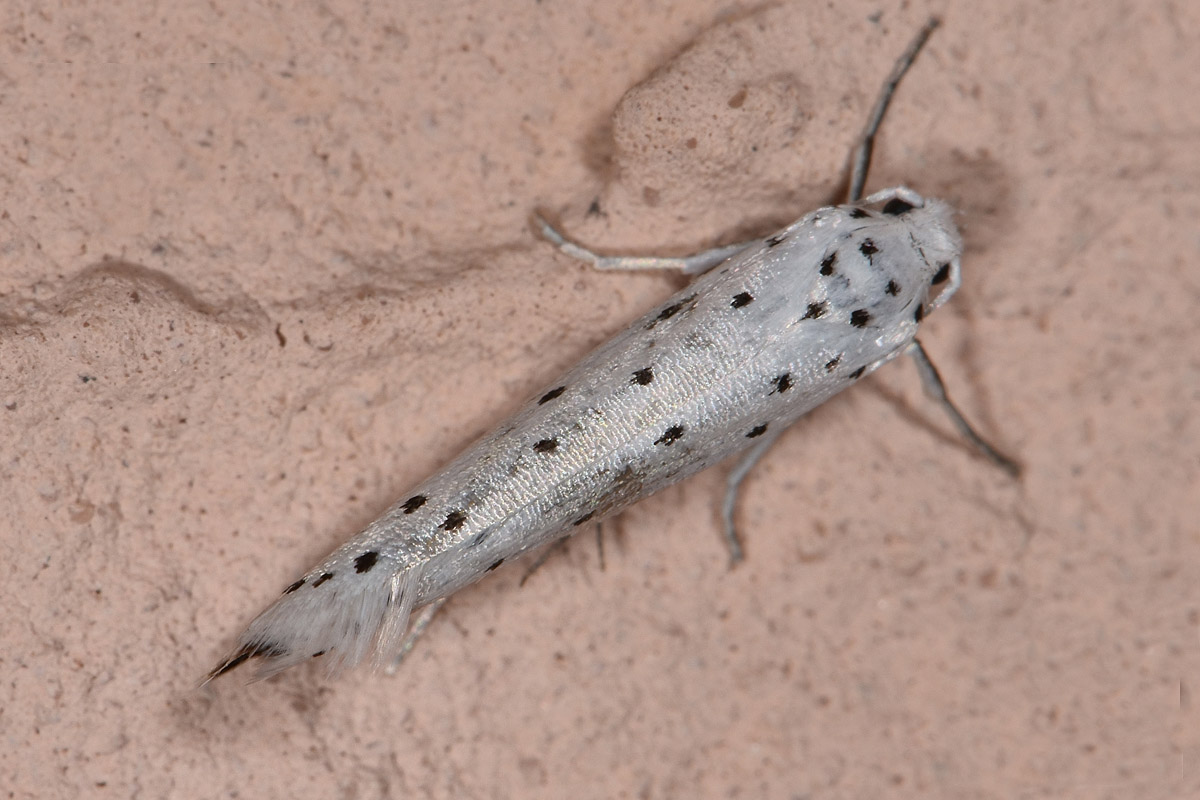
[1,1,1195,797]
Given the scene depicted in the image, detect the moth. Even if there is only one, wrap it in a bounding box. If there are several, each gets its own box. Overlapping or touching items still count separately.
[208,17,1016,681]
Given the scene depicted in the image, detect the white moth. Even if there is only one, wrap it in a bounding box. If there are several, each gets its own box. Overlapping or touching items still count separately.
[208,17,1015,682]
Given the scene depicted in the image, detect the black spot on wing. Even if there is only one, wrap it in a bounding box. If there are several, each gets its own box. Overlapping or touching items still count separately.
[402,495,426,514]
[354,551,379,574]
[886,279,900,296]
[859,239,878,261]
[825,355,841,372]
[654,425,685,446]
[820,253,837,276]
[538,385,567,405]
[850,366,866,379]
[631,367,654,386]
[746,424,769,438]
[487,558,505,572]
[771,373,792,394]
[802,301,827,320]
[932,263,951,285]
[441,510,467,531]
[645,294,697,330]
[533,437,559,453]
[731,292,754,308]
[881,198,915,216]
[850,309,871,328]
[283,578,305,594]
[765,234,785,247]
[312,572,334,588]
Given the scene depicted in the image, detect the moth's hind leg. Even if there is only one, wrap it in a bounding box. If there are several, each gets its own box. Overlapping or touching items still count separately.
[383,597,448,675]
[389,524,608,674]
[905,339,1021,477]
[534,213,756,276]
[519,523,607,587]
[721,425,786,565]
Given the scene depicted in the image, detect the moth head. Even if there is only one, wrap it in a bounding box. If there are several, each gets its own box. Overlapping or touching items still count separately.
[862,187,963,317]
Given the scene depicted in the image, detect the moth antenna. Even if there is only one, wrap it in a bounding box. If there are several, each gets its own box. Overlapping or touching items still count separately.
[847,17,941,202]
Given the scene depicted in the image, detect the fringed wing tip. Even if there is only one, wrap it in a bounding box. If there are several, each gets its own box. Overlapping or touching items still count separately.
[204,560,426,685]
[202,641,296,685]
[203,646,256,684]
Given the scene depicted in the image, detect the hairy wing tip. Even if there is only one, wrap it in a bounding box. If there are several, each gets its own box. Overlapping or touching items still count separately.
[203,640,291,684]
[205,561,426,685]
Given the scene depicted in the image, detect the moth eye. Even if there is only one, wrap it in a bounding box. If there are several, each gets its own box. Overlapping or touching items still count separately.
[881,198,915,215]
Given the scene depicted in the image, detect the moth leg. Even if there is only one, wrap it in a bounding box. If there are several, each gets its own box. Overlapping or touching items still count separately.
[534,213,756,276]
[722,425,787,565]
[383,597,447,675]
[594,522,605,572]
[519,522,605,587]
[905,339,1021,477]
[519,538,570,586]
